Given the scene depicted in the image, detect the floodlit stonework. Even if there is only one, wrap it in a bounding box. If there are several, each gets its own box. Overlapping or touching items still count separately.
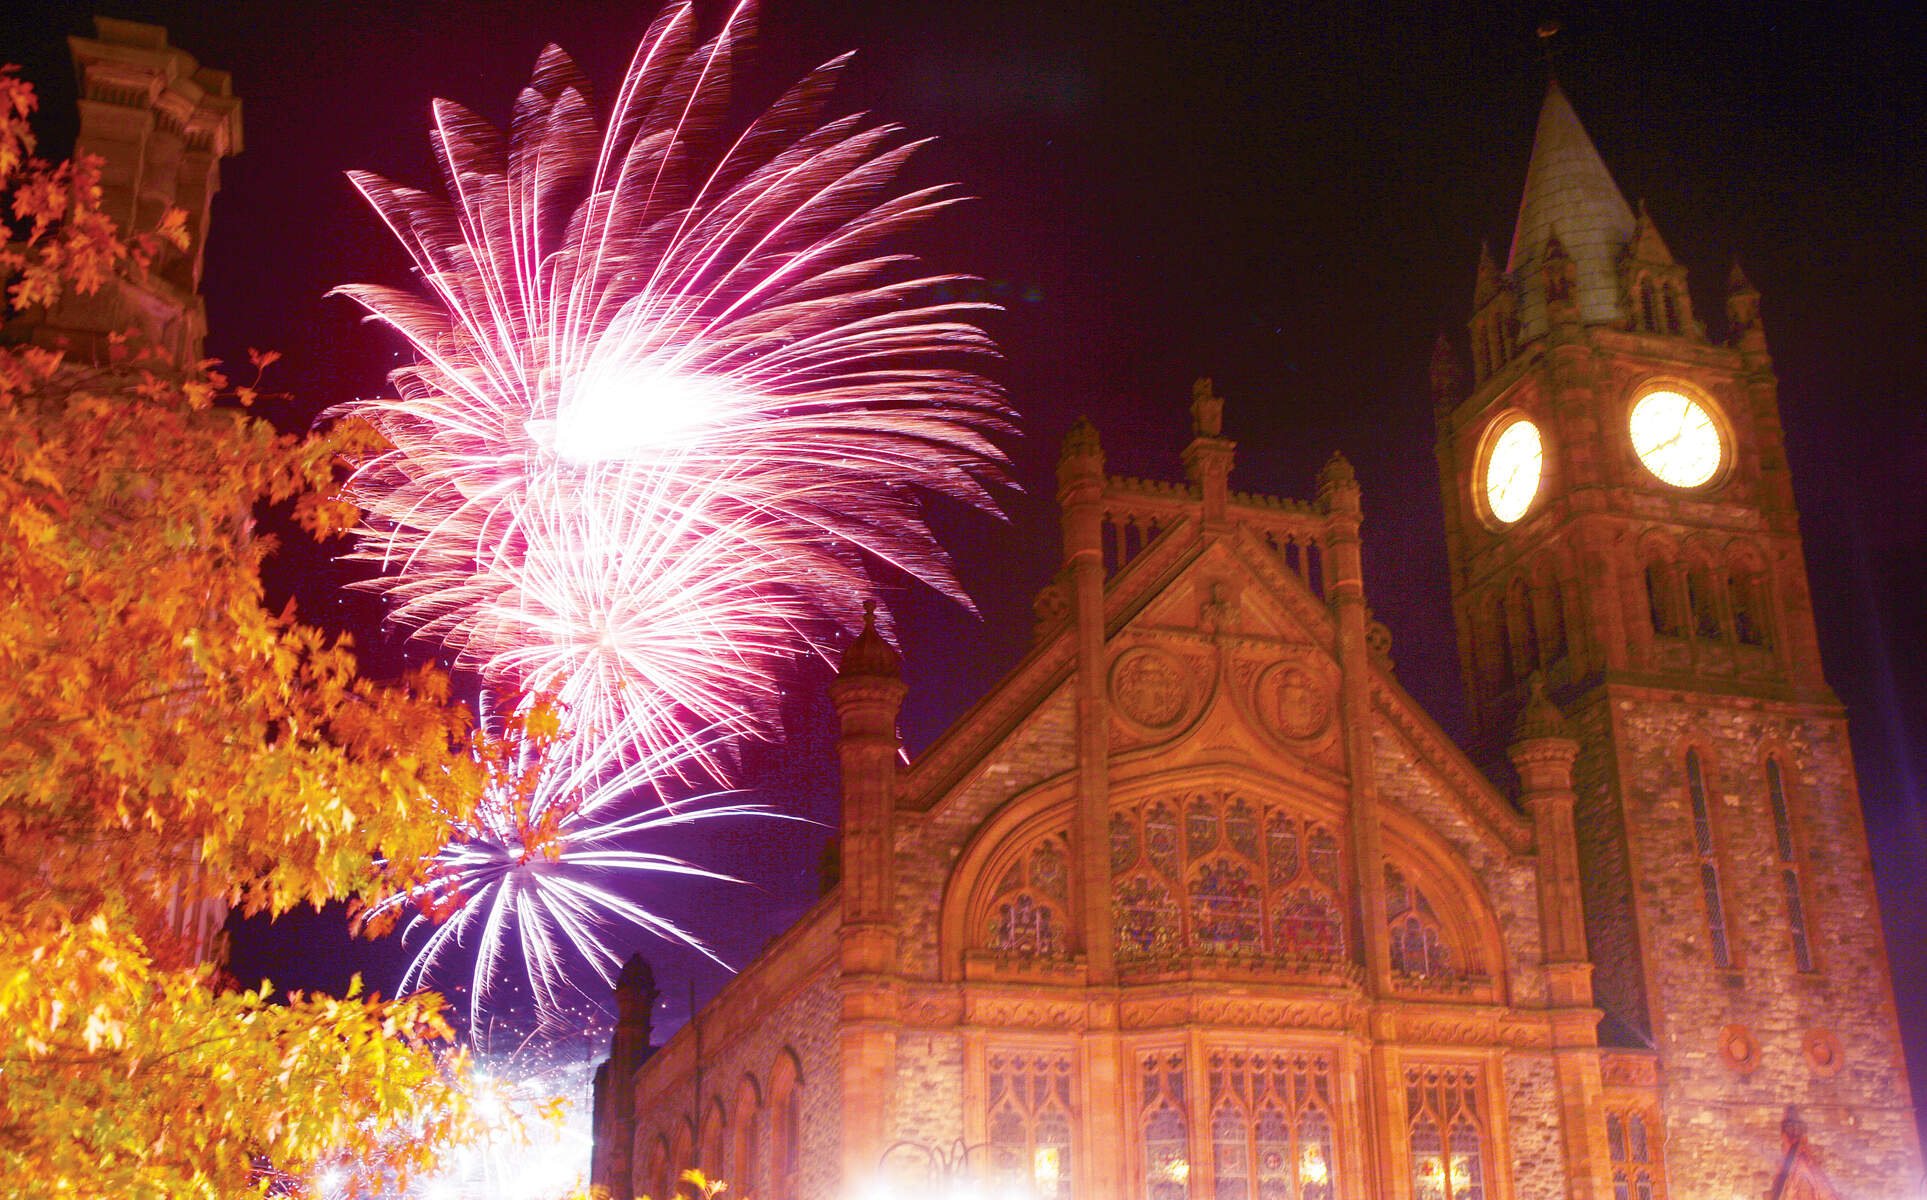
[591,81,1918,1200]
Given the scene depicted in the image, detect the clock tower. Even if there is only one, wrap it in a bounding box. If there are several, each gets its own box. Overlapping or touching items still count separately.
[1434,80,1920,1198]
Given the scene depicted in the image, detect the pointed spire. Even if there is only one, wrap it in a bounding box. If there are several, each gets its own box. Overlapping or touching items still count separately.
[1627,199,1679,266]
[1507,80,1637,340]
[1474,240,1503,307]
[1726,257,1764,335]
[1430,330,1465,412]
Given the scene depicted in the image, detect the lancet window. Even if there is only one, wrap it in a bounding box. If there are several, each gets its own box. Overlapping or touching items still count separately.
[1139,1049,1192,1200]
[984,834,1073,959]
[1385,864,1470,984]
[1406,1065,1488,1200]
[1686,750,1734,969]
[1110,791,1347,969]
[1207,1050,1339,1200]
[1607,1107,1665,1200]
[987,1048,1075,1200]
[1766,758,1814,971]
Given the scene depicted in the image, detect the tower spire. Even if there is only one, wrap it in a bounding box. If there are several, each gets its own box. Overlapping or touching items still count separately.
[1506,79,1636,341]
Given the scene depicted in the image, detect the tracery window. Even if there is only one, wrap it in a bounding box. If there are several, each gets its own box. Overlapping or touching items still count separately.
[985,834,1073,958]
[1139,1049,1191,1200]
[1767,758,1814,971]
[1685,750,1734,968]
[987,1048,1074,1200]
[1406,1065,1487,1200]
[1385,864,1470,984]
[1111,791,1347,969]
[1208,1050,1338,1200]
[1607,1108,1665,1200]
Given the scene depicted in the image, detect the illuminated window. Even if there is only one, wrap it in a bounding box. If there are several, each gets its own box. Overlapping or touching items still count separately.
[1406,1065,1487,1200]
[1208,1050,1339,1200]
[987,1049,1074,1200]
[1686,751,1733,968]
[985,834,1073,958]
[1111,792,1347,969]
[1140,1050,1191,1200]
[1767,759,1814,971]
[1607,1108,1666,1200]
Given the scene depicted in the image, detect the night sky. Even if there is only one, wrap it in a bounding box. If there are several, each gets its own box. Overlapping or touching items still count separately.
[7,0,1925,1139]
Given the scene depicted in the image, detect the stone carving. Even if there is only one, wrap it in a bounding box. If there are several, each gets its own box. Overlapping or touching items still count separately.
[1254,661,1332,741]
[1599,1052,1660,1088]
[1803,1028,1844,1077]
[1110,647,1190,729]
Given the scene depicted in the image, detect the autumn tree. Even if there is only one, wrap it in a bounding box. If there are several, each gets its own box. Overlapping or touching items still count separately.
[0,67,500,1197]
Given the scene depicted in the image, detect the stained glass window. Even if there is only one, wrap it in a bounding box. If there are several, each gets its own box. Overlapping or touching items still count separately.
[1108,791,1349,970]
[1406,1065,1485,1200]
[1208,1051,1339,1200]
[1140,1050,1190,1200]
[1685,751,1733,968]
[987,1049,1074,1200]
[1385,864,1465,983]
[984,833,1074,959]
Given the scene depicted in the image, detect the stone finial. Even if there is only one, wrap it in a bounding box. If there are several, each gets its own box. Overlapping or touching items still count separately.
[1429,330,1465,411]
[1057,416,1104,481]
[616,952,657,997]
[1190,376,1225,438]
[1511,672,1572,743]
[838,600,901,680]
[1726,258,1763,331]
[1316,451,1360,515]
[1474,240,1503,307]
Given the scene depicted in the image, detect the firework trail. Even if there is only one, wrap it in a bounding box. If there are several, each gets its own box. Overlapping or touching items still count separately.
[333,0,1011,770]
[364,712,801,1029]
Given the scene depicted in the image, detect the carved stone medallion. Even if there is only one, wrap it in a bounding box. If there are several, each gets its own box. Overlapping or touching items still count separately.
[1254,661,1332,741]
[1110,647,1190,729]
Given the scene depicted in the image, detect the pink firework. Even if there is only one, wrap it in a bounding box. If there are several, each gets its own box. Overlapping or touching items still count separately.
[333,0,1010,768]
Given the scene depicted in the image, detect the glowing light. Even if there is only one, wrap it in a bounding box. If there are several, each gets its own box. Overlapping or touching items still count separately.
[1301,1142,1329,1185]
[1482,416,1543,524]
[1629,389,1722,487]
[332,0,1011,772]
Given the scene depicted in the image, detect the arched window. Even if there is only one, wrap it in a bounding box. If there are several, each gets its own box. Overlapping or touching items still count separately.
[670,1119,695,1197]
[769,1049,802,1200]
[730,1076,763,1200]
[1686,751,1734,968]
[1208,1050,1339,1200]
[1385,863,1469,984]
[1686,567,1722,640]
[1536,573,1568,664]
[1730,569,1770,648]
[1607,1107,1666,1200]
[984,833,1072,958]
[986,1048,1074,1200]
[1639,279,1658,332]
[1138,1049,1190,1200]
[699,1097,726,1180]
[1407,1065,1487,1200]
[1767,758,1814,971]
[1507,577,1539,678]
[1645,563,1682,638]
[1662,286,1681,335]
[1110,792,1347,970]
[646,1133,671,1200]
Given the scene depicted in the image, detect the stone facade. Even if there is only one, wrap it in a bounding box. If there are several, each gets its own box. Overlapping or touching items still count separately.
[593,83,1916,1200]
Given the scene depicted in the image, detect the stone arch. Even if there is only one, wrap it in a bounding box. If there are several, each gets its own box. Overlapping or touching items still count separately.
[1377,809,1511,1003]
[1526,551,1572,667]
[1681,537,1725,640]
[730,1073,763,1199]
[669,1116,695,1195]
[1636,531,1684,638]
[645,1132,671,1200]
[941,778,1077,979]
[768,1047,802,1200]
[1504,574,1539,680]
[699,1094,727,1179]
[1723,538,1774,648]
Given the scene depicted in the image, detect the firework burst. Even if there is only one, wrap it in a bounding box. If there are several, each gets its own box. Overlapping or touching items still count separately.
[364,711,797,1028]
[333,0,1011,768]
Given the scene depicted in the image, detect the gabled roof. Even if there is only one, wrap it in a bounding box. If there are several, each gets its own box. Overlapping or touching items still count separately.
[1506,80,1636,340]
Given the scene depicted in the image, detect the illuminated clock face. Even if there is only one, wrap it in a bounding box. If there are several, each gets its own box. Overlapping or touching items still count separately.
[1630,389,1724,487]
[1482,416,1543,525]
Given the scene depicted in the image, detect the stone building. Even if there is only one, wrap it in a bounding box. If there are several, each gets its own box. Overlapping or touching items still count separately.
[591,81,1918,1200]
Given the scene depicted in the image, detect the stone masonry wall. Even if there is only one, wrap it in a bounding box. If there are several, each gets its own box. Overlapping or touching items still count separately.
[1609,693,1920,1199]
[633,962,843,1200]
[895,687,1078,979]
[1503,1052,1568,1200]
[1370,721,1546,1007]
[890,1029,968,1154]
[1567,694,1649,1043]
